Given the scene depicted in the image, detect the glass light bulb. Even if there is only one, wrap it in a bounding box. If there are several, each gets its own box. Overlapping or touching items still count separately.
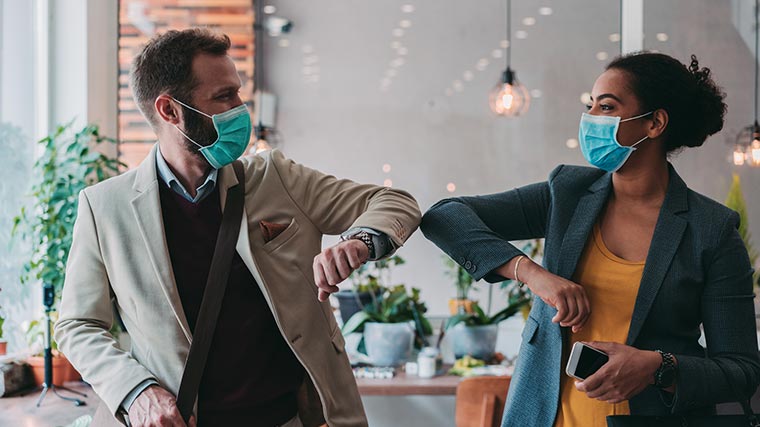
[733,148,746,166]
[489,80,530,116]
[751,139,760,166]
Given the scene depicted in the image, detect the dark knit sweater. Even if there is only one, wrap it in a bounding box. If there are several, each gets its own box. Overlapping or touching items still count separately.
[159,182,305,426]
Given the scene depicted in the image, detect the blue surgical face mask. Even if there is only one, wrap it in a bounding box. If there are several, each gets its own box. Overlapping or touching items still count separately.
[578,111,653,172]
[172,98,252,169]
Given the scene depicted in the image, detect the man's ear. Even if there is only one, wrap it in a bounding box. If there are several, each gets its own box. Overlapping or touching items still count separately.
[155,94,181,125]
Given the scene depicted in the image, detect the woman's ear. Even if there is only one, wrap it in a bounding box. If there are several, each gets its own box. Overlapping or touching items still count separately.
[648,109,669,139]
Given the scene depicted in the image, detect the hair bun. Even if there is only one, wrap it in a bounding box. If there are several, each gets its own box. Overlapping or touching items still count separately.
[686,54,726,147]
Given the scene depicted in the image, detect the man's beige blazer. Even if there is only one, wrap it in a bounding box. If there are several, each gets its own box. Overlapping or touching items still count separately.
[54,145,421,426]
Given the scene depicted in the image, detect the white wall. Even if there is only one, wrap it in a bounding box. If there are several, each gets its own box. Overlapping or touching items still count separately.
[264,0,760,319]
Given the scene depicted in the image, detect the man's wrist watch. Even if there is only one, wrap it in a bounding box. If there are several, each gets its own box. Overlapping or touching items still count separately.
[654,350,676,388]
[342,231,375,259]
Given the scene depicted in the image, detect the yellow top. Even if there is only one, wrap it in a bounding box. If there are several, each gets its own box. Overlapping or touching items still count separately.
[554,224,645,427]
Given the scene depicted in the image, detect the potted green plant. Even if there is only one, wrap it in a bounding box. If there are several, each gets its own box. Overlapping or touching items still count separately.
[23,314,80,386]
[342,284,433,366]
[12,121,122,379]
[499,239,542,320]
[13,122,123,301]
[445,297,530,360]
[0,314,7,356]
[724,174,759,287]
[445,256,476,315]
[335,256,405,324]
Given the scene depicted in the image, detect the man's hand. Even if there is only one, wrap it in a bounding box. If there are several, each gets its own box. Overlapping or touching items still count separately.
[574,342,662,403]
[128,385,196,427]
[313,239,370,301]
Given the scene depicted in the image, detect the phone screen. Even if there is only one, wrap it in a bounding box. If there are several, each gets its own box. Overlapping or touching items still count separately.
[574,345,609,379]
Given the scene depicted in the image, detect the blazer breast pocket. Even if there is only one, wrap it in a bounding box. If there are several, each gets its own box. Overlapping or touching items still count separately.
[262,217,300,252]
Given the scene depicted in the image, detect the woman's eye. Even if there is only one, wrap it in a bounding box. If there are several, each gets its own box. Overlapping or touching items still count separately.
[585,104,592,111]
[600,104,613,111]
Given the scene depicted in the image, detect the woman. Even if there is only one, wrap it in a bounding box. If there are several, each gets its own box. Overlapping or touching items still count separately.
[421,52,760,427]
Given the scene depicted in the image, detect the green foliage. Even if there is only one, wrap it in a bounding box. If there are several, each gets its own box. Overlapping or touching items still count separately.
[349,255,405,293]
[0,315,4,339]
[342,284,433,349]
[444,297,530,330]
[725,174,759,286]
[444,256,475,300]
[25,316,57,355]
[12,121,123,305]
[499,239,542,313]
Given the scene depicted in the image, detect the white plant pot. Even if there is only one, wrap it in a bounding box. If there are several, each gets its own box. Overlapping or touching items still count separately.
[364,321,415,366]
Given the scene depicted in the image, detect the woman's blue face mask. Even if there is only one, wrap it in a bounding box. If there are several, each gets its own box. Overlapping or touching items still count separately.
[578,111,653,172]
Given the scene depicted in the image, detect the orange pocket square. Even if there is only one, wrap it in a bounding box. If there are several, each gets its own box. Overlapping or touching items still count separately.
[260,220,289,243]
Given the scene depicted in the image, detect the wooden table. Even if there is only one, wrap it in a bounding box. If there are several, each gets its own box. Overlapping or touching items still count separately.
[356,367,464,396]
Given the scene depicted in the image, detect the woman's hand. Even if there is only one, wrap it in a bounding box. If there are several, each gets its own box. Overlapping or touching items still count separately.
[575,342,662,403]
[514,259,591,332]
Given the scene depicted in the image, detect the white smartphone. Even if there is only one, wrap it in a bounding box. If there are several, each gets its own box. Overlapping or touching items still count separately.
[565,342,609,380]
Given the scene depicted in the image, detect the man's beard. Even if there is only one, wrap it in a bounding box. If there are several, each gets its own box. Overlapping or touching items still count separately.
[179,106,218,164]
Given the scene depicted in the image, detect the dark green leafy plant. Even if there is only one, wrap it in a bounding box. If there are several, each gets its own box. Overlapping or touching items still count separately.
[342,284,433,349]
[0,315,5,340]
[444,256,475,300]
[349,254,405,293]
[499,239,541,317]
[444,298,530,330]
[725,174,759,287]
[12,122,123,305]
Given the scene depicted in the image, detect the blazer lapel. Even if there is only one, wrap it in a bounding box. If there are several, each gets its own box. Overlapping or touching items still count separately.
[130,144,192,343]
[626,165,688,345]
[557,173,612,280]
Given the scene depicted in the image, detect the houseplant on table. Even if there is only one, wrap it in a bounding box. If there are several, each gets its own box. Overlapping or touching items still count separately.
[12,121,122,383]
[23,314,80,386]
[445,296,530,360]
[334,255,406,324]
[444,256,476,315]
[342,283,433,367]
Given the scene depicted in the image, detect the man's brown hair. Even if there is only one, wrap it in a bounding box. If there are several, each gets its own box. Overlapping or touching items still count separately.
[130,28,231,127]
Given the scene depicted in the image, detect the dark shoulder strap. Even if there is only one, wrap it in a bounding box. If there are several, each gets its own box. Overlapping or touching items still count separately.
[176,161,245,422]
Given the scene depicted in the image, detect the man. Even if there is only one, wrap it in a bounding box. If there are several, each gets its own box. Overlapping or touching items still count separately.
[54,28,420,427]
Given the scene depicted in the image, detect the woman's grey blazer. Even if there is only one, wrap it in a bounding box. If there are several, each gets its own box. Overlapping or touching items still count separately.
[420,164,760,427]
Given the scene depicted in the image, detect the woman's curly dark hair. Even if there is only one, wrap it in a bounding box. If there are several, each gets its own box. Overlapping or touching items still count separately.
[606,52,727,153]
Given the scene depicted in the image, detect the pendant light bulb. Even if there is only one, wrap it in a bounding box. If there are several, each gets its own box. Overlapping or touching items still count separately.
[489,69,530,116]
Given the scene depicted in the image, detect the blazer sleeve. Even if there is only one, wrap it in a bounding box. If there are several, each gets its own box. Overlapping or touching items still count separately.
[671,210,760,412]
[267,149,421,247]
[54,190,156,419]
[420,165,561,283]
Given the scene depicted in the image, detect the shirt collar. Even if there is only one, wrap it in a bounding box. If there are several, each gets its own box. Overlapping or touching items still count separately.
[155,145,218,203]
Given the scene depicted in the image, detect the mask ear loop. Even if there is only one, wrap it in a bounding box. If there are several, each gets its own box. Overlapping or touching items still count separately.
[629,135,649,149]
[620,110,654,150]
[174,125,205,150]
[171,97,213,119]
[170,97,214,151]
[620,110,654,123]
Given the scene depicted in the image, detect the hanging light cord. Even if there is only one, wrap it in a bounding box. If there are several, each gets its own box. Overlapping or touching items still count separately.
[255,0,264,129]
[754,0,758,127]
[506,0,511,70]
